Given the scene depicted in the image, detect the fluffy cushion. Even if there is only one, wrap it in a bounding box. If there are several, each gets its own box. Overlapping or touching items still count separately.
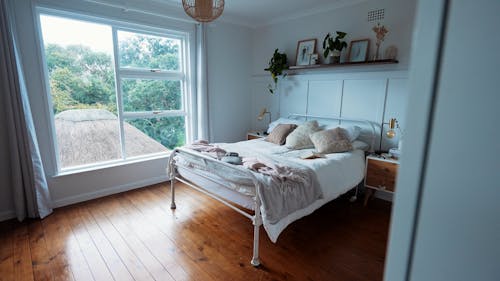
[323,124,361,141]
[310,127,353,154]
[265,123,298,145]
[267,118,304,134]
[285,120,321,149]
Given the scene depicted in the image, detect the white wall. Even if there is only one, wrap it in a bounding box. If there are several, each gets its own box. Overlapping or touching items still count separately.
[385,1,500,280]
[251,0,416,76]
[260,71,409,151]
[402,1,500,280]
[207,23,253,142]
[1,0,254,219]
[249,0,415,147]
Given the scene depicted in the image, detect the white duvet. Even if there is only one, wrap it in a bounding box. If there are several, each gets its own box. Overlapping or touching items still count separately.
[175,139,365,242]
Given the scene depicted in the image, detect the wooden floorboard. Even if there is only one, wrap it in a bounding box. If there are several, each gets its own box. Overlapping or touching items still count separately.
[0,182,392,281]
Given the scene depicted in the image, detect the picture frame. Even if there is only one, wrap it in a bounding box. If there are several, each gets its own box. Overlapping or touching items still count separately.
[310,53,319,65]
[295,39,317,66]
[348,39,370,62]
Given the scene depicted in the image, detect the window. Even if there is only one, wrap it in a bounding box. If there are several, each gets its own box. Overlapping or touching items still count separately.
[38,12,191,172]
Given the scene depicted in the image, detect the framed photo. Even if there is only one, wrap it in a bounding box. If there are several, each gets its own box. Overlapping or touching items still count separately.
[310,53,319,65]
[295,39,317,66]
[348,39,370,62]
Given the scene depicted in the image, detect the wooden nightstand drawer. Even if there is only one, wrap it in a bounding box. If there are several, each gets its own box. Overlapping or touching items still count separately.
[365,157,399,192]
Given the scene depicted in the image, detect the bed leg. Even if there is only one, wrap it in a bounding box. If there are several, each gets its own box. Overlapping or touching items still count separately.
[350,183,360,203]
[251,223,260,267]
[251,198,261,267]
[170,177,176,209]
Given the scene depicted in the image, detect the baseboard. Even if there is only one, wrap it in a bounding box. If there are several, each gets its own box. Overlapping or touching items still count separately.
[374,190,393,202]
[52,176,169,208]
[0,210,16,222]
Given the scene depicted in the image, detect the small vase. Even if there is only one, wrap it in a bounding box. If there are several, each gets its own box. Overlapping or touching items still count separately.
[374,43,380,61]
[326,50,341,64]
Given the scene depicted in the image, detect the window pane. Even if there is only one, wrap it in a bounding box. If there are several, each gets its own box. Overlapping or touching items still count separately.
[40,15,120,169]
[125,117,185,157]
[118,30,181,71]
[122,79,182,112]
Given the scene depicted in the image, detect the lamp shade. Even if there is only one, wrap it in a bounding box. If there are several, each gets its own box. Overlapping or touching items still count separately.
[182,0,224,23]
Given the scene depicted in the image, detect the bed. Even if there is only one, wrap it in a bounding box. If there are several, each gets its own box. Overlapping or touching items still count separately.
[167,114,377,266]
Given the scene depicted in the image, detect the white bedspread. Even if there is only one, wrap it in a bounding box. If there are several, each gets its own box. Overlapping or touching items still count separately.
[172,139,365,242]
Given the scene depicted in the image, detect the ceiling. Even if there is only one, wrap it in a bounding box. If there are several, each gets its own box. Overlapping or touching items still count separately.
[153,0,367,27]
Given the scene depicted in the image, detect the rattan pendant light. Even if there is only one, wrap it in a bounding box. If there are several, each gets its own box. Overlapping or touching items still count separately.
[182,0,225,22]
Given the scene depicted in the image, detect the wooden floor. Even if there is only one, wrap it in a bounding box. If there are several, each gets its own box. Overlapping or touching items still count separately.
[0,182,392,281]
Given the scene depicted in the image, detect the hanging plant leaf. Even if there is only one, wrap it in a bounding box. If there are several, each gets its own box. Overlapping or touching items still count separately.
[264,49,288,94]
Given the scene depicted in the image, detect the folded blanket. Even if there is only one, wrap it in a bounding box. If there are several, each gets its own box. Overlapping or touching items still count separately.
[243,157,311,185]
[183,140,226,159]
[241,155,322,226]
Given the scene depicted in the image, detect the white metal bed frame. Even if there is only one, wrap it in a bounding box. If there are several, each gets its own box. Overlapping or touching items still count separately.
[168,114,377,266]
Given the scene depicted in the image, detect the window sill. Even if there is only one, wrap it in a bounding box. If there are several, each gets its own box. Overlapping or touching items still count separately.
[52,152,171,178]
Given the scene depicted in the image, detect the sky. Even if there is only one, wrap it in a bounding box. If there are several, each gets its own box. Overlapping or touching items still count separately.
[40,14,114,54]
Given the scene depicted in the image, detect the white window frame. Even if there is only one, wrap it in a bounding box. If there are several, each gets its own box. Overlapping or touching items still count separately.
[35,7,195,174]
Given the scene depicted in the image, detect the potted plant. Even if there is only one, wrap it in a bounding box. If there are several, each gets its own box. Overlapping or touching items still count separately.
[264,49,288,94]
[322,31,347,64]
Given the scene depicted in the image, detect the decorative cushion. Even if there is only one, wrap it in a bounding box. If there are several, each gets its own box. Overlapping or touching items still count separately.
[265,123,298,145]
[323,124,362,141]
[285,120,321,149]
[310,127,353,154]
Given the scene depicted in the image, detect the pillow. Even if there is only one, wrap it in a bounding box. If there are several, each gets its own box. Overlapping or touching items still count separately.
[265,123,298,145]
[285,120,321,149]
[352,140,369,151]
[310,127,353,154]
[267,118,304,134]
[324,124,361,142]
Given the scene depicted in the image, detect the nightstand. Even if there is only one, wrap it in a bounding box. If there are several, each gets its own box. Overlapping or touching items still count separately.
[247,131,266,140]
[364,154,400,206]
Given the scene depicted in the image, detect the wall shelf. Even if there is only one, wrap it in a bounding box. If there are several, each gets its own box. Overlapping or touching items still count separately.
[285,59,399,72]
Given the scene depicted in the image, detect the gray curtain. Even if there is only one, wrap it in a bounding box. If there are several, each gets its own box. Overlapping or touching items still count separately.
[0,0,52,220]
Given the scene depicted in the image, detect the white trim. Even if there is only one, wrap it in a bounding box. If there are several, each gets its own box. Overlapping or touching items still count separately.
[37,1,195,30]
[35,7,194,174]
[56,154,170,177]
[119,69,184,80]
[122,111,186,119]
[374,191,393,202]
[33,6,60,175]
[384,0,448,280]
[0,174,169,221]
[112,27,127,160]
[52,175,169,208]
[0,210,16,222]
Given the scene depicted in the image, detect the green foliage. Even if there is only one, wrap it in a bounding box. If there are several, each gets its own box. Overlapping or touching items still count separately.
[122,80,181,112]
[128,117,185,149]
[45,33,186,149]
[322,31,348,58]
[264,49,288,94]
[119,35,179,71]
